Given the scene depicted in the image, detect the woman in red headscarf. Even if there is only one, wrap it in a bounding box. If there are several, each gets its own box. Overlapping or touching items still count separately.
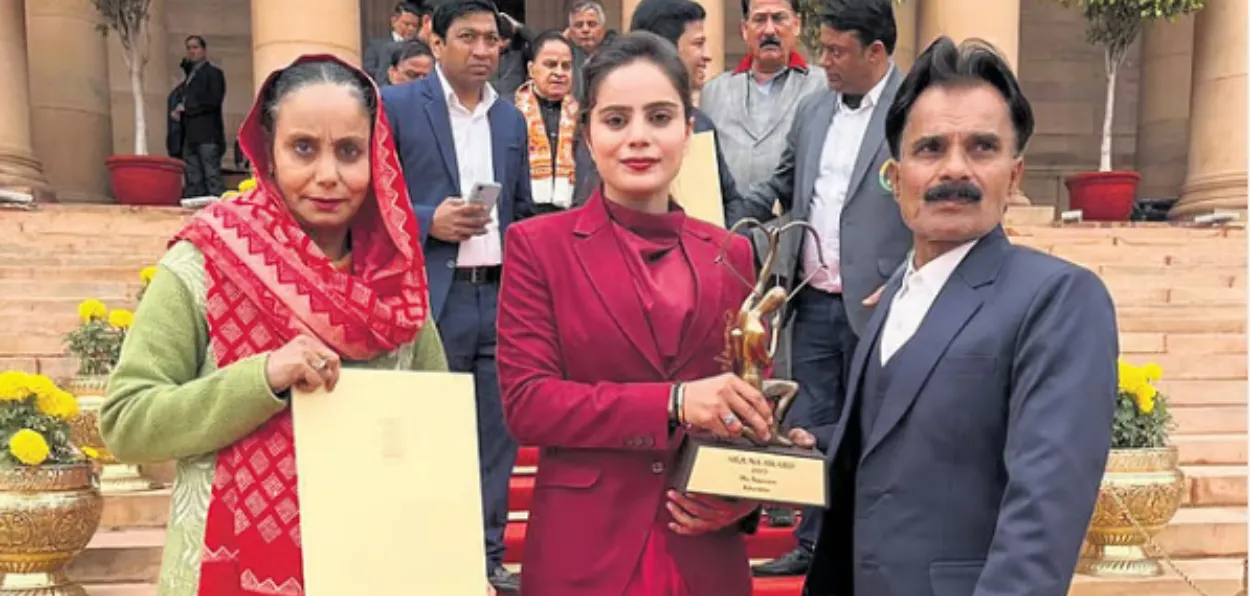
[100,55,449,596]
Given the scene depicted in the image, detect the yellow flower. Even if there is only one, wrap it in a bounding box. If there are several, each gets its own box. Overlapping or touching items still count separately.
[77,299,108,323]
[0,371,30,401]
[9,429,49,466]
[140,266,157,286]
[1117,359,1146,394]
[35,389,78,421]
[80,446,99,460]
[1141,362,1163,382]
[108,309,134,330]
[1136,387,1156,414]
[238,177,257,192]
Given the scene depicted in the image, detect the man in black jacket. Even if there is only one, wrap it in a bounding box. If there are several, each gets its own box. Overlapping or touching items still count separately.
[173,35,226,197]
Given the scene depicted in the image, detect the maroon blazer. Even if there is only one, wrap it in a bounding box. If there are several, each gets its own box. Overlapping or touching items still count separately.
[497,194,758,596]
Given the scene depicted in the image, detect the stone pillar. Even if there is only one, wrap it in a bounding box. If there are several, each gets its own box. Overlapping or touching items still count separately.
[26,0,113,203]
[892,0,918,72]
[621,0,639,31]
[106,0,168,157]
[252,0,361,92]
[916,0,1020,72]
[1173,0,1247,219]
[1134,16,1194,200]
[694,0,725,79]
[0,0,52,201]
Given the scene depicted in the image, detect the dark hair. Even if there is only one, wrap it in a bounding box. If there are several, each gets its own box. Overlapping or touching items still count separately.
[818,0,896,55]
[261,60,378,136]
[739,0,798,17]
[185,35,207,48]
[578,31,692,125]
[630,0,706,48]
[525,30,575,65]
[432,0,499,40]
[886,36,1035,158]
[390,39,434,67]
[394,1,421,16]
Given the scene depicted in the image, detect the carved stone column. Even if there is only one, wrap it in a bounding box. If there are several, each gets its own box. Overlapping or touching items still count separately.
[1134,16,1194,200]
[0,0,52,201]
[893,0,918,72]
[252,0,361,92]
[26,0,113,202]
[916,0,1020,71]
[1173,0,1247,219]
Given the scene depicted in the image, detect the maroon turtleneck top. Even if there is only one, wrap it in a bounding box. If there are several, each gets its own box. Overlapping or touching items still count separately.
[603,198,696,374]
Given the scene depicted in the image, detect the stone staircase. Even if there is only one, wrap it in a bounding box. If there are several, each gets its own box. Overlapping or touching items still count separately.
[0,205,1244,595]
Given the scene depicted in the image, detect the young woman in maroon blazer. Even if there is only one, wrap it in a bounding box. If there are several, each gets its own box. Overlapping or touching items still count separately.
[496,31,776,596]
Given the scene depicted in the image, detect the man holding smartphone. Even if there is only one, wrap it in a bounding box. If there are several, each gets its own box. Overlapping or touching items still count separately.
[380,2,533,593]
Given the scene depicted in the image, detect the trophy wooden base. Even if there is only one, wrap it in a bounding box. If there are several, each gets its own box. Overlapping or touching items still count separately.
[673,432,828,508]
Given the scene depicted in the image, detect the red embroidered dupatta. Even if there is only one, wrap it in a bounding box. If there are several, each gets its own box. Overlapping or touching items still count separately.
[172,55,429,596]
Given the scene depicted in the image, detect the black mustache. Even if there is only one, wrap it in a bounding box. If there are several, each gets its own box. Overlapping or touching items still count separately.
[924,181,983,202]
[759,36,782,48]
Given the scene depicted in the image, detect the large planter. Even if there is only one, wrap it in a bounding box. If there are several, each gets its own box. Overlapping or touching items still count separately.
[105,155,185,206]
[1078,447,1185,577]
[0,463,104,595]
[64,376,159,493]
[1064,171,1141,221]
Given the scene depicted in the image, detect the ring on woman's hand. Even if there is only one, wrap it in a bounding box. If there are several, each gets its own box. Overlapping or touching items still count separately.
[311,359,328,371]
[722,414,739,427]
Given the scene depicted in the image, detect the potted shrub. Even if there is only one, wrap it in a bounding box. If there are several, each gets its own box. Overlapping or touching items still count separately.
[92,0,185,206]
[63,272,161,493]
[1078,359,1183,577]
[0,371,103,594]
[1055,0,1205,220]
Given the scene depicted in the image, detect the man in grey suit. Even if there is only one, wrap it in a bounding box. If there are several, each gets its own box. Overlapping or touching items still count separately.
[737,0,912,575]
[700,0,826,193]
[790,36,1118,596]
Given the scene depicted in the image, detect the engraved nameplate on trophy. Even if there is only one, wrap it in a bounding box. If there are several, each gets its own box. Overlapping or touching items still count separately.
[672,219,830,508]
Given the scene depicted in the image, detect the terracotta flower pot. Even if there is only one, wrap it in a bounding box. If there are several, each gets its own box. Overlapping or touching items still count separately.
[1064,171,1141,221]
[105,155,185,206]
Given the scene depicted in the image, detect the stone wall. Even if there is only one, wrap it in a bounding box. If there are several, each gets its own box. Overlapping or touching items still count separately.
[99,0,1152,208]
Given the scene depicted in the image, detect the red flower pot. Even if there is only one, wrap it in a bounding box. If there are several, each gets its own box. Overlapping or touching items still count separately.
[105,155,185,206]
[1064,171,1141,222]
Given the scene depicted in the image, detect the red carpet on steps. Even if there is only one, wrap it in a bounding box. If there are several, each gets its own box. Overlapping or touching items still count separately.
[508,447,807,593]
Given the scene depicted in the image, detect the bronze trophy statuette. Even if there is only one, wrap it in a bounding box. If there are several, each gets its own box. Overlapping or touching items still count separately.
[671,219,829,508]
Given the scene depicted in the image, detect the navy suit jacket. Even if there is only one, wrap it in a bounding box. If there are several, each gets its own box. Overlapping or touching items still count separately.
[381,75,533,319]
[804,227,1118,596]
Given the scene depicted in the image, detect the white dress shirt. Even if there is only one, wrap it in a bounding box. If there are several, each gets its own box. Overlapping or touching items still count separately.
[802,66,894,294]
[436,66,502,268]
[879,240,979,364]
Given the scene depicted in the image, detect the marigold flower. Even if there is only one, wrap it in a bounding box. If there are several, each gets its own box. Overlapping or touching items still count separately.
[36,389,78,421]
[77,299,108,323]
[9,429,49,466]
[0,371,29,401]
[140,266,157,285]
[238,177,257,192]
[81,446,99,459]
[108,309,135,330]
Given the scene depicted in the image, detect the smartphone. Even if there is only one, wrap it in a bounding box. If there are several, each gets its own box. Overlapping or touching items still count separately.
[466,181,502,212]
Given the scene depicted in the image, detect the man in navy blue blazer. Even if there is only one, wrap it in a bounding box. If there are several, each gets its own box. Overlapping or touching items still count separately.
[793,36,1118,596]
[380,1,530,592]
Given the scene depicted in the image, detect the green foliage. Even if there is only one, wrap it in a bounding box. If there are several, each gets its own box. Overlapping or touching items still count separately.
[0,400,76,466]
[1054,0,1205,64]
[65,320,123,377]
[1112,389,1173,449]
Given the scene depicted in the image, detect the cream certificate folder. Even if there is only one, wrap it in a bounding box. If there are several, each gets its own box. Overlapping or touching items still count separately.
[671,130,726,228]
[292,369,483,595]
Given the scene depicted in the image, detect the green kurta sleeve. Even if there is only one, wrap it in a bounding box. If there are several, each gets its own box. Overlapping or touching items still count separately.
[410,315,449,372]
[100,258,287,464]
